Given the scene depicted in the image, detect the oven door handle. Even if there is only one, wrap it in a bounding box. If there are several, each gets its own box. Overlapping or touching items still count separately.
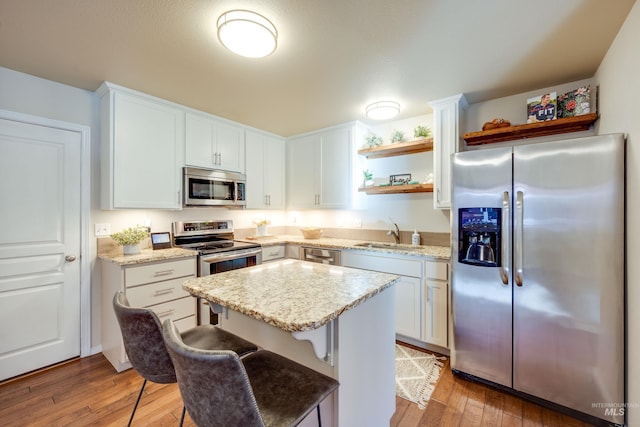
[200,248,262,263]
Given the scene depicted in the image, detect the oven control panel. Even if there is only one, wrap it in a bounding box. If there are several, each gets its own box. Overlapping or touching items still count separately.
[173,220,233,236]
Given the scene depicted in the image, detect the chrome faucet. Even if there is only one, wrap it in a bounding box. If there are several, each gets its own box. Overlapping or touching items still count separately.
[387,220,400,245]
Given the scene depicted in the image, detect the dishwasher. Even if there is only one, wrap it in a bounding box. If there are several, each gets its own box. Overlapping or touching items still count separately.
[300,246,341,265]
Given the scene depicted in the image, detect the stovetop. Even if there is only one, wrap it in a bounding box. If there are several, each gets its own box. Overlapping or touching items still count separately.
[171,219,260,254]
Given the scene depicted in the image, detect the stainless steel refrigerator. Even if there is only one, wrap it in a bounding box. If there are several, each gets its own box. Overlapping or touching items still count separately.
[450,134,625,425]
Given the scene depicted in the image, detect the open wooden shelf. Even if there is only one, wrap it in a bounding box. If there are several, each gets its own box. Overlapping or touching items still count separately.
[358,183,434,195]
[357,138,433,159]
[463,113,598,146]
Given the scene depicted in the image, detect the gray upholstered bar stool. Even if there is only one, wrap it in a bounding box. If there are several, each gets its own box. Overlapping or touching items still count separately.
[162,318,340,427]
[112,291,258,426]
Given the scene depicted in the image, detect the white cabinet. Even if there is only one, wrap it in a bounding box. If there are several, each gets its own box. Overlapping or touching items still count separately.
[261,244,285,262]
[342,251,423,340]
[101,256,197,372]
[185,112,245,173]
[245,130,285,209]
[287,124,353,209]
[430,94,467,209]
[423,261,449,347]
[97,82,185,209]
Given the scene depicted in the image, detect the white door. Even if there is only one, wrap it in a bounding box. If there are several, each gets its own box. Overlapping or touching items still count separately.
[0,116,82,380]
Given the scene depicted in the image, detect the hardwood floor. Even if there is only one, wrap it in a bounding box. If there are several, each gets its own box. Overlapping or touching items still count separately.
[0,349,596,426]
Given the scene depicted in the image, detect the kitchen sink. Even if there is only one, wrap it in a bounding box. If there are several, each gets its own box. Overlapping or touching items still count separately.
[353,242,424,252]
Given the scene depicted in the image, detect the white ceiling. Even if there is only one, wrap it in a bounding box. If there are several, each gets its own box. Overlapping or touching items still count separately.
[0,0,635,136]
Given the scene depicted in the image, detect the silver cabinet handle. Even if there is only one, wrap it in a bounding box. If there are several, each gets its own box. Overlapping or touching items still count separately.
[156,309,175,318]
[65,255,77,262]
[500,191,510,285]
[153,269,174,277]
[515,191,524,287]
[154,288,174,296]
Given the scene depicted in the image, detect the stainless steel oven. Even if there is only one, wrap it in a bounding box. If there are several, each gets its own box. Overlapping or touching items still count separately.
[172,220,261,325]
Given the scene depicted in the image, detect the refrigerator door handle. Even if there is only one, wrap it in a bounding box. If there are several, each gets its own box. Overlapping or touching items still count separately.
[515,190,524,286]
[500,191,510,285]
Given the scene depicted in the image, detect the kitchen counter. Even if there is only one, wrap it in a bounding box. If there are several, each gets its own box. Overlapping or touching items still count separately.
[183,258,398,427]
[182,259,399,332]
[241,234,451,260]
[98,247,195,266]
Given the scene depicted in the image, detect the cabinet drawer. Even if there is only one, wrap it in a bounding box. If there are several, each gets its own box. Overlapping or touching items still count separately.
[126,277,193,307]
[262,245,285,262]
[342,251,422,277]
[125,258,195,287]
[174,315,196,332]
[425,261,448,281]
[148,296,196,323]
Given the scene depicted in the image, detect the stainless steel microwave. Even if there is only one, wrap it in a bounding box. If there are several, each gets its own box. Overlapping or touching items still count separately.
[183,167,246,207]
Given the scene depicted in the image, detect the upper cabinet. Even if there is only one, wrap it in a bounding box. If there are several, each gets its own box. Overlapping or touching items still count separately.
[287,123,354,209]
[245,130,285,209]
[97,82,185,210]
[185,112,245,173]
[430,94,468,210]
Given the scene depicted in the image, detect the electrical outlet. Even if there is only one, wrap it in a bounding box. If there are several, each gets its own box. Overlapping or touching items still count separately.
[353,218,363,228]
[95,223,111,237]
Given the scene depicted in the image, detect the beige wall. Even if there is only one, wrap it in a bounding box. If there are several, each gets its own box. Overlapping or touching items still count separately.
[594,2,640,425]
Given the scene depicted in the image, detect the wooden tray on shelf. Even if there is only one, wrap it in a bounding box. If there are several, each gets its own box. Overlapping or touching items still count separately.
[463,113,598,145]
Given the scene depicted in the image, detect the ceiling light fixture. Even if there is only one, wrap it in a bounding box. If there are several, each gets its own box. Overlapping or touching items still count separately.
[217,10,278,58]
[366,101,400,120]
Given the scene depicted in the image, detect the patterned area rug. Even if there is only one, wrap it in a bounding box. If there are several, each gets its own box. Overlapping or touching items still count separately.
[395,344,446,409]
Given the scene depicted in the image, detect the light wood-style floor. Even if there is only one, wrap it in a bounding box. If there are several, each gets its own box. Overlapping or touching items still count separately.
[0,347,596,426]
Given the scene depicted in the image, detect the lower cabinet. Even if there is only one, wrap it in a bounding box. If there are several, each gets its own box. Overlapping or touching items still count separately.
[261,244,285,262]
[424,261,449,348]
[342,251,423,341]
[101,256,197,372]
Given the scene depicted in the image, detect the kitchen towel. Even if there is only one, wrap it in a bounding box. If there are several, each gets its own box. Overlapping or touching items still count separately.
[395,344,446,409]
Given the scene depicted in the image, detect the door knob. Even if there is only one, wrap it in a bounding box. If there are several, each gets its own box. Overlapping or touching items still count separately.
[65,255,77,262]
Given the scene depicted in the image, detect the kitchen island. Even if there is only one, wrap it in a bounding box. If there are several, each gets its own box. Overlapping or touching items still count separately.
[183,259,399,427]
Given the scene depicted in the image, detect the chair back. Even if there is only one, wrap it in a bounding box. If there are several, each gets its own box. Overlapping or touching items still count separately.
[162,319,265,427]
[112,291,176,384]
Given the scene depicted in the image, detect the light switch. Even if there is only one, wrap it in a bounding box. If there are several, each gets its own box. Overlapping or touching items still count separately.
[95,223,111,236]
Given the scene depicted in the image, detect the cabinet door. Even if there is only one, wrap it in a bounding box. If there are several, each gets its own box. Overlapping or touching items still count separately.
[396,276,422,339]
[424,280,448,347]
[319,127,352,208]
[185,113,215,168]
[264,136,285,209]
[287,134,319,208]
[216,121,245,173]
[245,130,267,208]
[112,92,183,209]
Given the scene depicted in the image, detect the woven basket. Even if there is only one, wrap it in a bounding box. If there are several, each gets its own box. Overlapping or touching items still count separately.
[300,227,323,239]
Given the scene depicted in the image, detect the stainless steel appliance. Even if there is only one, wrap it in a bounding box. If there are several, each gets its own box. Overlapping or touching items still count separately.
[300,247,341,265]
[183,167,247,207]
[451,134,625,425]
[172,220,261,325]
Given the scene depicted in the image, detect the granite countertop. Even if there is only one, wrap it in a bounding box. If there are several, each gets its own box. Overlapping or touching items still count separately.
[242,235,451,260]
[183,259,399,332]
[98,247,196,266]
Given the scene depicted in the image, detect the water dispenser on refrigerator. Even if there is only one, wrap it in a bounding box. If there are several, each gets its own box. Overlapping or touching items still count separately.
[458,208,501,267]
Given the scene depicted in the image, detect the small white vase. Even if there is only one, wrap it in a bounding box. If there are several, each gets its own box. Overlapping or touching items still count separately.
[256,224,267,236]
[123,244,141,255]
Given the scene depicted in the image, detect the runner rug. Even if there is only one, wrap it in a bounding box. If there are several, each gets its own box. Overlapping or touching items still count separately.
[395,344,446,409]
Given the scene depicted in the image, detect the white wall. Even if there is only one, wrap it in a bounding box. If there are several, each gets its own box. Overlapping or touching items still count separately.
[593,2,640,425]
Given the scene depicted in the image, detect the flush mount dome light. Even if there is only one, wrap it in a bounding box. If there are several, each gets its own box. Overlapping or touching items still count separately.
[217,10,277,58]
[366,101,400,120]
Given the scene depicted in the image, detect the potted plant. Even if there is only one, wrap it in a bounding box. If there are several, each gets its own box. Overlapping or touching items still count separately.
[414,125,431,139]
[253,217,271,236]
[364,133,383,148]
[111,226,149,255]
[363,169,374,187]
[390,129,405,143]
